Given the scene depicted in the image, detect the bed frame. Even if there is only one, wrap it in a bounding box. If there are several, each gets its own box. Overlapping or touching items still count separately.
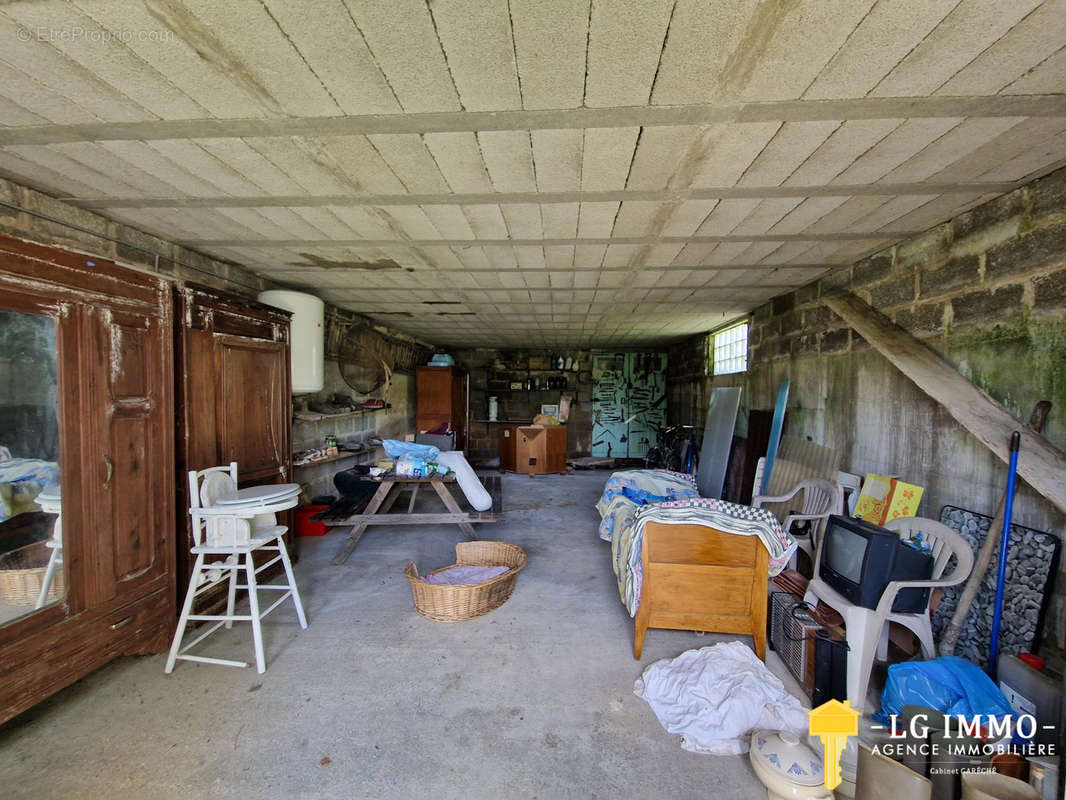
[633,522,769,660]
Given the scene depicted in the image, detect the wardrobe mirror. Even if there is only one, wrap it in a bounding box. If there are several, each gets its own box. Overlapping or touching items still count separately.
[0,309,64,626]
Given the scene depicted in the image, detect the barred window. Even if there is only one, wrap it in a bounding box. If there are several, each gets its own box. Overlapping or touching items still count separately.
[711,322,748,375]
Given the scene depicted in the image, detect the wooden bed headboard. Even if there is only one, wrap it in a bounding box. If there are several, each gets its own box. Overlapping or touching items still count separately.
[633,522,769,660]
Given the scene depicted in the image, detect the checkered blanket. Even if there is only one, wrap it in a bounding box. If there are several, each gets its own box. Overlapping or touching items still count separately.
[612,496,796,616]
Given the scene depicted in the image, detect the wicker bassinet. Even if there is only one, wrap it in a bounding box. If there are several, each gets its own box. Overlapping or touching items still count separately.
[404,540,526,622]
[0,539,64,607]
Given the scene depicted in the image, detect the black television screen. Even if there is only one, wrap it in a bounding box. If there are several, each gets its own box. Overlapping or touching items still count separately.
[823,523,866,584]
[819,515,934,613]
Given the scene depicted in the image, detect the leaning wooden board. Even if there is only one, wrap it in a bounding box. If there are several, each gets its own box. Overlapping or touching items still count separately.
[824,292,1066,514]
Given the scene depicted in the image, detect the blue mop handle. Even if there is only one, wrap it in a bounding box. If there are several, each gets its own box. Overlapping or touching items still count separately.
[988,431,1022,677]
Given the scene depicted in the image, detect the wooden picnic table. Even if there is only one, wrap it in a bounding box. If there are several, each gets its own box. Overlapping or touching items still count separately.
[326,471,502,565]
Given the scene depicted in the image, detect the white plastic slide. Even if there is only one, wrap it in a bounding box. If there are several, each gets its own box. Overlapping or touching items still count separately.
[436,451,493,512]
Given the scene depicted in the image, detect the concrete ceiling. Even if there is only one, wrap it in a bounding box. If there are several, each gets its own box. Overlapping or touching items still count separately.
[1,1,1065,348]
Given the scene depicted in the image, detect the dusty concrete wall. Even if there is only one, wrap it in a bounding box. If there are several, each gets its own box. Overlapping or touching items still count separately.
[293,308,432,499]
[0,175,271,294]
[678,166,1066,665]
[452,349,594,463]
[0,175,435,502]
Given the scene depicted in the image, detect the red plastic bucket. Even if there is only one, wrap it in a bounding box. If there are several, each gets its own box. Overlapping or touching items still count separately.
[295,505,329,536]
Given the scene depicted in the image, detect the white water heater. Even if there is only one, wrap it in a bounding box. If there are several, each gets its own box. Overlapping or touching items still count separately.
[257,290,324,394]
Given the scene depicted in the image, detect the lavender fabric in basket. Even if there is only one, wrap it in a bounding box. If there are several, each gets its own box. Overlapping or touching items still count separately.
[421,565,509,585]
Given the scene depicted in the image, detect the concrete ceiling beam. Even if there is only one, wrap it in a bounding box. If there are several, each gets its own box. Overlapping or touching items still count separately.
[1,96,1064,147]
[63,182,1017,209]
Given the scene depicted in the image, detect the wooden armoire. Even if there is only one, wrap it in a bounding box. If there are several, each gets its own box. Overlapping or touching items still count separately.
[416,366,468,451]
[175,285,293,605]
[0,236,175,724]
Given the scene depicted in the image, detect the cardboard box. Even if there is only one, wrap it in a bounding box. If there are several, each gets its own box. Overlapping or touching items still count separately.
[415,432,455,451]
[854,474,924,525]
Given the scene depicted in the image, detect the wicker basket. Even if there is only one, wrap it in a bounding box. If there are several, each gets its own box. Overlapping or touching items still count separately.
[404,541,526,622]
[0,540,65,607]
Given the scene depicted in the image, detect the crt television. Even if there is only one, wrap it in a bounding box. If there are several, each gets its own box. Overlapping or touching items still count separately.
[819,515,934,614]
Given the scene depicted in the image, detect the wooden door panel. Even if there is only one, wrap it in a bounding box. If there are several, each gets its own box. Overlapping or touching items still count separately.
[109,415,151,580]
[175,290,292,612]
[417,369,453,416]
[181,330,219,473]
[217,337,288,481]
[87,306,171,604]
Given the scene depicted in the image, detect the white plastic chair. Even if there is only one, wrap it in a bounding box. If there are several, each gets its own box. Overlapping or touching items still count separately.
[804,516,974,713]
[752,476,843,569]
[165,463,307,674]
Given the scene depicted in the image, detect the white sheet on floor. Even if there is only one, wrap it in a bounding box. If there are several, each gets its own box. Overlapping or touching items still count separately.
[634,641,809,755]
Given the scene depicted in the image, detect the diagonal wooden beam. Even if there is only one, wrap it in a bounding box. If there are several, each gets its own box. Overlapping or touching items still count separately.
[824,292,1066,515]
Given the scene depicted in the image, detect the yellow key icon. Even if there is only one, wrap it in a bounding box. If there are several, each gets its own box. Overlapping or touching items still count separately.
[808,700,860,790]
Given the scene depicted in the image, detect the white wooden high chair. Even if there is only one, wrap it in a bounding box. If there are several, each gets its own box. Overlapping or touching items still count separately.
[165,463,307,674]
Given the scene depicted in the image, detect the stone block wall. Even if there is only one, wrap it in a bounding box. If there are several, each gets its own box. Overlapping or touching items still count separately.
[0,175,270,294]
[452,349,594,463]
[691,166,1066,666]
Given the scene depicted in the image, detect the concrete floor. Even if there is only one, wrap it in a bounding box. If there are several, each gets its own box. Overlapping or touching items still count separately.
[0,471,811,799]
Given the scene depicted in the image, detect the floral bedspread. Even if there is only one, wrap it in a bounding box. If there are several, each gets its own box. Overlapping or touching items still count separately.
[597,470,797,616]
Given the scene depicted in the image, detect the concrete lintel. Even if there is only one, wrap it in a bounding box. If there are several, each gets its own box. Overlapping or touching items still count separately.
[311,287,798,301]
[179,233,914,248]
[66,182,1015,209]
[263,263,830,273]
[1,96,1064,146]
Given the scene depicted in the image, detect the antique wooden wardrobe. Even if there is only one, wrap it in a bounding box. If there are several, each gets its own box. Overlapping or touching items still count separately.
[174,284,294,606]
[0,236,175,724]
[0,242,294,725]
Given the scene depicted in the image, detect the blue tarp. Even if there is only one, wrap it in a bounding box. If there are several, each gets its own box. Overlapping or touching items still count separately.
[875,656,1015,728]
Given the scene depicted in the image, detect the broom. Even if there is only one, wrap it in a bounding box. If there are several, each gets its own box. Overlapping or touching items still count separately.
[938,400,1051,656]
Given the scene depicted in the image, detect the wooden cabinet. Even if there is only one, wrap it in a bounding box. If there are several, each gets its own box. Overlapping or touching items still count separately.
[499,425,567,475]
[0,235,175,724]
[416,366,468,451]
[175,286,292,606]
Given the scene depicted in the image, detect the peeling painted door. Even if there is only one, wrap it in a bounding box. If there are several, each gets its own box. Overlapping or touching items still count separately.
[625,352,667,460]
[591,353,627,458]
[591,351,667,459]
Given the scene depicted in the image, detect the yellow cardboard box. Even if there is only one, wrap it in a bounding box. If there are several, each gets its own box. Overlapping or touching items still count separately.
[854,474,924,525]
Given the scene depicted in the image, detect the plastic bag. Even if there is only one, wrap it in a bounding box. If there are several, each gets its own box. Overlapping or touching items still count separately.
[382,439,440,460]
[436,451,491,511]
[874,656,1015,727]
[394,454,449,478]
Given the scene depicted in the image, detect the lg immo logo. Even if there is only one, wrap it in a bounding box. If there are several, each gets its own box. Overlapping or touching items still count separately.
[808,700,859,790]
[872,710,1058,761]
